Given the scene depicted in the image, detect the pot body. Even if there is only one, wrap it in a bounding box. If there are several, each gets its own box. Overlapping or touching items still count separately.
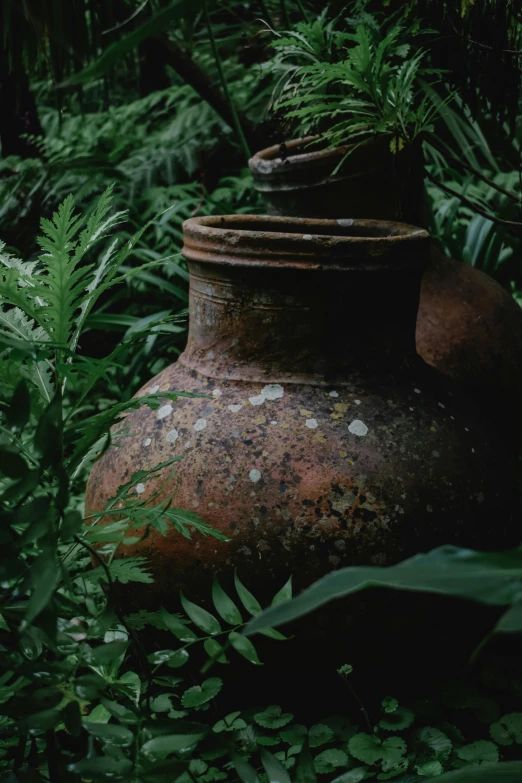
[86,217,519,607]
[249,138,522,412]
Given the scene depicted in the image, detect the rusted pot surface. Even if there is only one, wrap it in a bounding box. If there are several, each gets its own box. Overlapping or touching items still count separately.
[249,138,522,411]
[249,135,426,225]
[86,217,519,606]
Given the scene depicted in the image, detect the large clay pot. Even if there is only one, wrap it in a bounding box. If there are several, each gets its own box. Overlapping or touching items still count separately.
[249,137,522,413]
[86,216,519,607]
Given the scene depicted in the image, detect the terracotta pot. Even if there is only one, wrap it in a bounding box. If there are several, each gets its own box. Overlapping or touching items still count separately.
[249,138,522,413]
[86,216,519,607]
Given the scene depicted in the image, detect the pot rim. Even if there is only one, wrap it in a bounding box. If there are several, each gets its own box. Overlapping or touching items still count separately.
[182,215,429,271]
[250,135,351,168]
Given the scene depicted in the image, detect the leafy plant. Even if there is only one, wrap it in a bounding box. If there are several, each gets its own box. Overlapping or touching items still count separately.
[270,13,442,153]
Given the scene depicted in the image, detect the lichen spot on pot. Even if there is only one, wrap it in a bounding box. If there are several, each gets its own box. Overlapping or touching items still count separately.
[157,404,173,420]
[194,418,207,431]
[249,469,262,483]
[166,428,179,443]
[348,420,369,437]
[249,383,285,406]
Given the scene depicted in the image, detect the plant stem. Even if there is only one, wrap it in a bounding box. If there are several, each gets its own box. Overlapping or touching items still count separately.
[340,673,372,733]
[203,0,251,162]
[279,0,291,28]
[74,534,153,709]
[426,172,522,236]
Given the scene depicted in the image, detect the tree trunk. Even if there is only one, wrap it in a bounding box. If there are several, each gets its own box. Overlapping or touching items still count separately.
[0,53,44,158]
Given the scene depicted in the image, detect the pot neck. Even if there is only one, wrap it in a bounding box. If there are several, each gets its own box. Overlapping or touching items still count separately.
[180,217,430,384]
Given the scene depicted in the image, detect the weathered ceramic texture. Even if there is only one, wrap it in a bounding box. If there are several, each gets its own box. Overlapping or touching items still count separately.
[249,138,522,407]
[86,217,519,604]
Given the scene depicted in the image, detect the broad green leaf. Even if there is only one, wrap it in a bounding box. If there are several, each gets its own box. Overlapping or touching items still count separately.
[229,631,262,664]
[314,749,348,774]
[74,673,107,700]
[378,758,409,779]
[101,698,139,724]
[378,706,415,731]
[181,592,221,635]
[255,706,293,729]
[6,381,30,429]
[23,708,61,731]
[160,607,197,641]
[212,578,243,625]
[331,768,369,783]
[24,552,58,626]
[348,734,406,766]
[141,732,206,759]
[213,712,247,732]
[271,576,292,606]
[168,649,190,668]
[87,641,129,664]
[62,700,82,737]
[309,724,334,747]
[87,704,113,723]
[181,677,223,708]
[435,762,522,781]
[204,637,229,664]
[295,741,317,783]
[83,721,134,747]
[117,671,141,705]
[245,546,522,635]
[280,725,308,746]
[68,757,133,777]
[490,713,522,746]
[260,747,292,783]
[232,752,261,783]
[495,603,522,633]
[417,761,444,777]
[150,694,174,713]
[416,727,452,760]
[235,571,262,616]
[457,740,499,765]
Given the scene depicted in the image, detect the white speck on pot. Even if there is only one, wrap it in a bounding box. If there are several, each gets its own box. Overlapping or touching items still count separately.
[249,468,261,483]
[337,218,354,227]
[228,404,243,413]
[305,419,318,429]
[150,384,160,394]
[302,234,313,240]
[465,427,469,432]
[194,418,207,431]
[355,399,361,405]
[142,438,152,447]
[426,504,433,512]
[348,419,368,437]
[432,450,440,457]
[261,383,284,400]
[328,391,339,397]
[212,389,222,397]
[414,388,421,394]
[249,394,265,406]
[438,402,445,409]
[471,448,475,453]
[157,404,173,419]
[270,420,278,425]
[166,428,179,443]
[184,441,191,448]
[135,483,145,494]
